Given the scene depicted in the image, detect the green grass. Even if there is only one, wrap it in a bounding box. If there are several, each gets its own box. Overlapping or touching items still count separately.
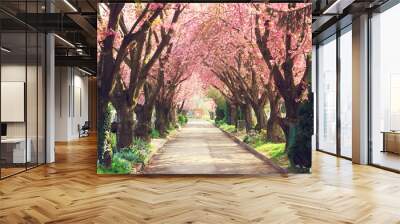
[255,143,288,168]
[214,119,226,127]
[219,123,236,133]
[144,144,157,164]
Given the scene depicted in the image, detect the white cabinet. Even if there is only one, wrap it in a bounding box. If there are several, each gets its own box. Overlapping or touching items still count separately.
[1,138,31,163]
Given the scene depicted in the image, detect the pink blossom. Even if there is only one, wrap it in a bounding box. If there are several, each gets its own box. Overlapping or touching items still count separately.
[148,3,164,11]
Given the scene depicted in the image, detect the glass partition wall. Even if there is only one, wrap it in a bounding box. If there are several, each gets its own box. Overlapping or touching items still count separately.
[316,25,353,159]
[317,35,337,155]
[370,3,400,171]
[0,1,46,179]
[339,26,352,159]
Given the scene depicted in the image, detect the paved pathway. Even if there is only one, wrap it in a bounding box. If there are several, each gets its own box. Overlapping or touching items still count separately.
[143,119,280,175]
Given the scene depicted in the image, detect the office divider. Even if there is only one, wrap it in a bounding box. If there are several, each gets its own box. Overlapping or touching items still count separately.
[0,0,46,179]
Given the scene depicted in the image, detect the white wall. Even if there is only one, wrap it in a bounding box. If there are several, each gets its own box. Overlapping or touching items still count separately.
[1,63,46,164]
[1,65,27,139]
[55,67,89,141]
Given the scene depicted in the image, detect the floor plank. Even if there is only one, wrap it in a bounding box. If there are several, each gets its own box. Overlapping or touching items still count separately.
[0,134,400,223]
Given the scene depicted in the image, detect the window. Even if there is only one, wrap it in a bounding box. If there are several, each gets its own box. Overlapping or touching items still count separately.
[370,3,400,171]
[339,26,352,158]
[317,35,337,154]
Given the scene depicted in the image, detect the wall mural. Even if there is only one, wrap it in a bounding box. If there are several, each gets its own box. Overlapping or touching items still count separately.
[97,3,312,175]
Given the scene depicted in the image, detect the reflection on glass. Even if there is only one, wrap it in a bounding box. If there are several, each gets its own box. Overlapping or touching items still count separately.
[27,32,38,169]
[0,1,46,178]
[1,31,27,177]
[38,33,46,165]
[340,27,352,158]
[371,3,400,171]
[318,35,337,154]
[390,75,400,130]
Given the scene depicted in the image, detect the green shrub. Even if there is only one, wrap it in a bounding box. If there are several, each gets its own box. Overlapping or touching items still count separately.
[115,138,150,164]
[150,128,160,139]
[243,132,266,148]
[178,114,188,126]
[215,119,226,127]
[220,123,236,133]
[131,138,150,163]
[114,150,140,163]
[97,156,132,174]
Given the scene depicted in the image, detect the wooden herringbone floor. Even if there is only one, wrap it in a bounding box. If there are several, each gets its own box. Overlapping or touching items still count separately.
[1,135,400,223]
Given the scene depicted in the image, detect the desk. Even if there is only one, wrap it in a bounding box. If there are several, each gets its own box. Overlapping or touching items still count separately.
[1,138,31,163]
[382,131,400,154]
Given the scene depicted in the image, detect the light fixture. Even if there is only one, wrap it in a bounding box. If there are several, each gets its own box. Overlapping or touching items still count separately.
[54,34,75,48]
[322,0,355,15]
[1,47,11,53]
[78,67,93,76]
[76,49,83,55]
[63,0,78,12]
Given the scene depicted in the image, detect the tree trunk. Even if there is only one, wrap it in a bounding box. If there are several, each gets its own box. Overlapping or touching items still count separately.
[240,104,253,132]
[282,99,298,143]
[266,116,283,142]
[266,96,284,142]
[134,104,153,142]
[155,103,170,137]
[229,104,238,126]
[168,104,177,128]
[254,105,267,131]
[97,98,107,165]
[115,104,135,149]
[226,102,232,124]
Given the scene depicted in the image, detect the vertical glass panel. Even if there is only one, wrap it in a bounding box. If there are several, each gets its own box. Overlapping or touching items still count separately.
[38,32,45,165]
[339,27,352,158]
[312,45,317,151]
[26,0,39,169]
[0,0,46,178]
[27,31,38,169]
[317,35,337,154]
[371,3,400,171]
[1,31,27,177]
